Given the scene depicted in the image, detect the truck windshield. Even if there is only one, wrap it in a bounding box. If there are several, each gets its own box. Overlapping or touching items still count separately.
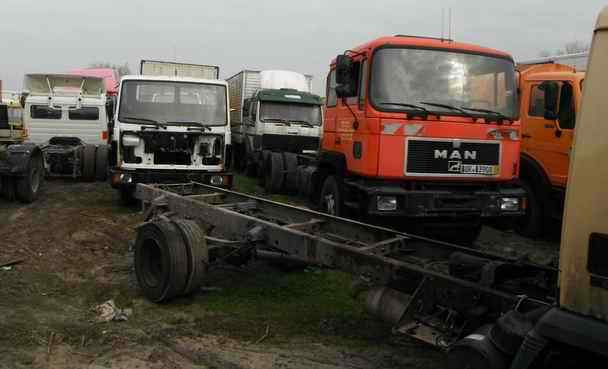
[371,48,518,119]
[260,102,322,125]
[118,80,227,126]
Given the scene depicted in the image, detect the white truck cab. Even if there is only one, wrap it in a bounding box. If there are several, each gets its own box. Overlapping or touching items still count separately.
[110,72,232,201]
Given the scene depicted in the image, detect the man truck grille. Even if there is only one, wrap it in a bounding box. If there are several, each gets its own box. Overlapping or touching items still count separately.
[405,139,500,176]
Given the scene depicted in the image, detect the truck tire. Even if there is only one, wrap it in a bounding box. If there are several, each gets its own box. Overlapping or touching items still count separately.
[1,176,17,201]
[135,221,189,303]
[319,175,343,216]
[172,219,208,296]
[283,153,298,193]
[515,180,543,238]
[82,144,97,182]
[258,150,271,185]
[265,152,284,193]
[15,154,44,203]
[95,145,109,181]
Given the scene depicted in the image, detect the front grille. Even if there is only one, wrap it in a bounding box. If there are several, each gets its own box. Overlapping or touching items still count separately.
[154,151,191,165]
[406,139,500,176]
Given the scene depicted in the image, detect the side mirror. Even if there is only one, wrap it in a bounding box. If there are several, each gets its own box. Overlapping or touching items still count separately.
[335,55,357,98]
[540,81,559,120]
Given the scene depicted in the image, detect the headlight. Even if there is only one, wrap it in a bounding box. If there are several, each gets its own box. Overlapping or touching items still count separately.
[210,175,223,186]
[377,196,397,211]
[500,197,520,211]
[122,135,141,147]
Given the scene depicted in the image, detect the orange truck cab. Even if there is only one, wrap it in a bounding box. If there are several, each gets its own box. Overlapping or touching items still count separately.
[315,35,526,242]
[515,63,584,237]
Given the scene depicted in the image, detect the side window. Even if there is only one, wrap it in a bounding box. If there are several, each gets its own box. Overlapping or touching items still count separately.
[69,107,99,120]
[326,70,337,107]
[346,61,361,105]
[251,100,257,122]
[31,105,62,119]
[558,83,575,130]
[528,85,546,117]
[359,59,368,109]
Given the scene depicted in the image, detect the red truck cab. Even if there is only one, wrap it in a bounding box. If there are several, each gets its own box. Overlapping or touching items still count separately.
[317,35,525,242]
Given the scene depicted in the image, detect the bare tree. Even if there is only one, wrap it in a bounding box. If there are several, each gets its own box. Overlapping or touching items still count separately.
[89,62,132,76]
[539,40,590,57]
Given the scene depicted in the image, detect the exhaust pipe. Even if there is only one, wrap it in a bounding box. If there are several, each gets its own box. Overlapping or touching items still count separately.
[365,287,410,325]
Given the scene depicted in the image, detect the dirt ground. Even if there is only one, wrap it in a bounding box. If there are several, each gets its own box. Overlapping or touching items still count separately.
[0,179,559,369]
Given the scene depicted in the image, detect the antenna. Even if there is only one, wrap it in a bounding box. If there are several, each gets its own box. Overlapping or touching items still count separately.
[441,8,445,40]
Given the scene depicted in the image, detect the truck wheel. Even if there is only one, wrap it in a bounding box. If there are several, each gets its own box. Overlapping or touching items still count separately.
[258,150,271,185]
[283,153,298,193]
[265,152,284,193]
[135,221,189,303]
[1,176,17,201]
[82,145,97,182]
[515,180,543,238]
[319,175,343,216]
[16,154,44,203]
[95,145,109,181]
[172,219,208,296]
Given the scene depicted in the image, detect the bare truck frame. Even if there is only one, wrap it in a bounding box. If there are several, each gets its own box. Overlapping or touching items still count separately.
[134,181,556,353]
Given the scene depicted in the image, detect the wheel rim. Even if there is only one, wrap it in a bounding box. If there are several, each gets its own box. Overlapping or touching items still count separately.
[141,238,163,288]
[324,193,336,215]
[30,163,40,193]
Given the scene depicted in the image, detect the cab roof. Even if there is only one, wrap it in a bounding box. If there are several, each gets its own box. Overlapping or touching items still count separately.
[331,35,513,65]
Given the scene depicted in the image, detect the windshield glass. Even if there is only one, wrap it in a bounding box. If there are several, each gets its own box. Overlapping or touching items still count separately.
[118,80,227,125]
[371,48,518,119]
[260,102,322,125]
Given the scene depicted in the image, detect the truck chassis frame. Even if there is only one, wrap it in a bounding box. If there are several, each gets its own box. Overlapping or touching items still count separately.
[135,182,555,349]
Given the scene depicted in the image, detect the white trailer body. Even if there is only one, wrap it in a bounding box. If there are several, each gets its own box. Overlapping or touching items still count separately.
[140,60,220,80]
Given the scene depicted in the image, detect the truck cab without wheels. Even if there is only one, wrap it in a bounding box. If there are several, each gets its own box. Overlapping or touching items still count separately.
[110,61,232,202]
[313,36,526,243]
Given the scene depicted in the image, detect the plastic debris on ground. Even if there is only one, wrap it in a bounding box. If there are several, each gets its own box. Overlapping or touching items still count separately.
[94,299,133,323]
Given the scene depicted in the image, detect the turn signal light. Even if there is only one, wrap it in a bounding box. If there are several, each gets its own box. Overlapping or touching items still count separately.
[101,131,108,140]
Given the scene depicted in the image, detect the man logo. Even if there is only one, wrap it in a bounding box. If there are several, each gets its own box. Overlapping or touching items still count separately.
[434,149,477,160]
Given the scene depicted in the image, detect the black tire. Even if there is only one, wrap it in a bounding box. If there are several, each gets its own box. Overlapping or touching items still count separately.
[283,153,298,194]
[319,175,343,216]
[1,176,17,202]
[82,144,97,182]
[95,145,109,182]
[135,221,189,303]
[172,219,208,296]
[258,150,271,185]
[16,154,44,203]
[265,152,285,193]
[515,179,543,238]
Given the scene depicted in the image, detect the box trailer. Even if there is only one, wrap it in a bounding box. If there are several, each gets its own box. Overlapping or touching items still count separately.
[140,60,219,79]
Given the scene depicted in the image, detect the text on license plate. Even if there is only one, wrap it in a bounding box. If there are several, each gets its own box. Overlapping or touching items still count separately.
[449,162,499,175]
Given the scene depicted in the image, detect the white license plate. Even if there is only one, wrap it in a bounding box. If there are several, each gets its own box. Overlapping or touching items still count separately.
[461,164,499,175]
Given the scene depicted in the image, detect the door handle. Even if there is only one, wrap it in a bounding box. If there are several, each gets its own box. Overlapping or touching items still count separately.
[522,134,532,138]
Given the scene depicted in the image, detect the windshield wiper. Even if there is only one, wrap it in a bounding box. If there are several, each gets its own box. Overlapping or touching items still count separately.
[460,107,512,123]
[120,116,166,129]
[165,121,212,131]
[290,120,316,128]
[263,118,291,126]
[419,101,477,119]
[376,101,431,118]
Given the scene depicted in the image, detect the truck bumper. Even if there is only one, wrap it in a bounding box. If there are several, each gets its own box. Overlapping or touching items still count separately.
[110,168,233,190]
[346,180,526,218]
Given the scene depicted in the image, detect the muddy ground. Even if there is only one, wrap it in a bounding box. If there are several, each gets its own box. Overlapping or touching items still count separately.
[0,179,558,369]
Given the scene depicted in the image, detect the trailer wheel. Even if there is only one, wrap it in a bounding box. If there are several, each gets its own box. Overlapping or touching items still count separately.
[514,179,543,238]
[82,144,97,182]
[15,154,44,203]
[95,145,109,181]
[265,152,284,193]
[283,153,298,194]
[172,219,208,296]
[319,175,343,216]
[135,221,189,303]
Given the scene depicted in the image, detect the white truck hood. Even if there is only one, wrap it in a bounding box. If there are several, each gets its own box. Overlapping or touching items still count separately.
[24,74,106,98]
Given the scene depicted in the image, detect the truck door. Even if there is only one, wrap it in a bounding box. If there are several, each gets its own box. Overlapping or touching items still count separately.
[523,81,575,187]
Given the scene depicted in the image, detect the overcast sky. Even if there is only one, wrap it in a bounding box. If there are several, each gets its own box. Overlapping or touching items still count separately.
[1,0,604,95]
